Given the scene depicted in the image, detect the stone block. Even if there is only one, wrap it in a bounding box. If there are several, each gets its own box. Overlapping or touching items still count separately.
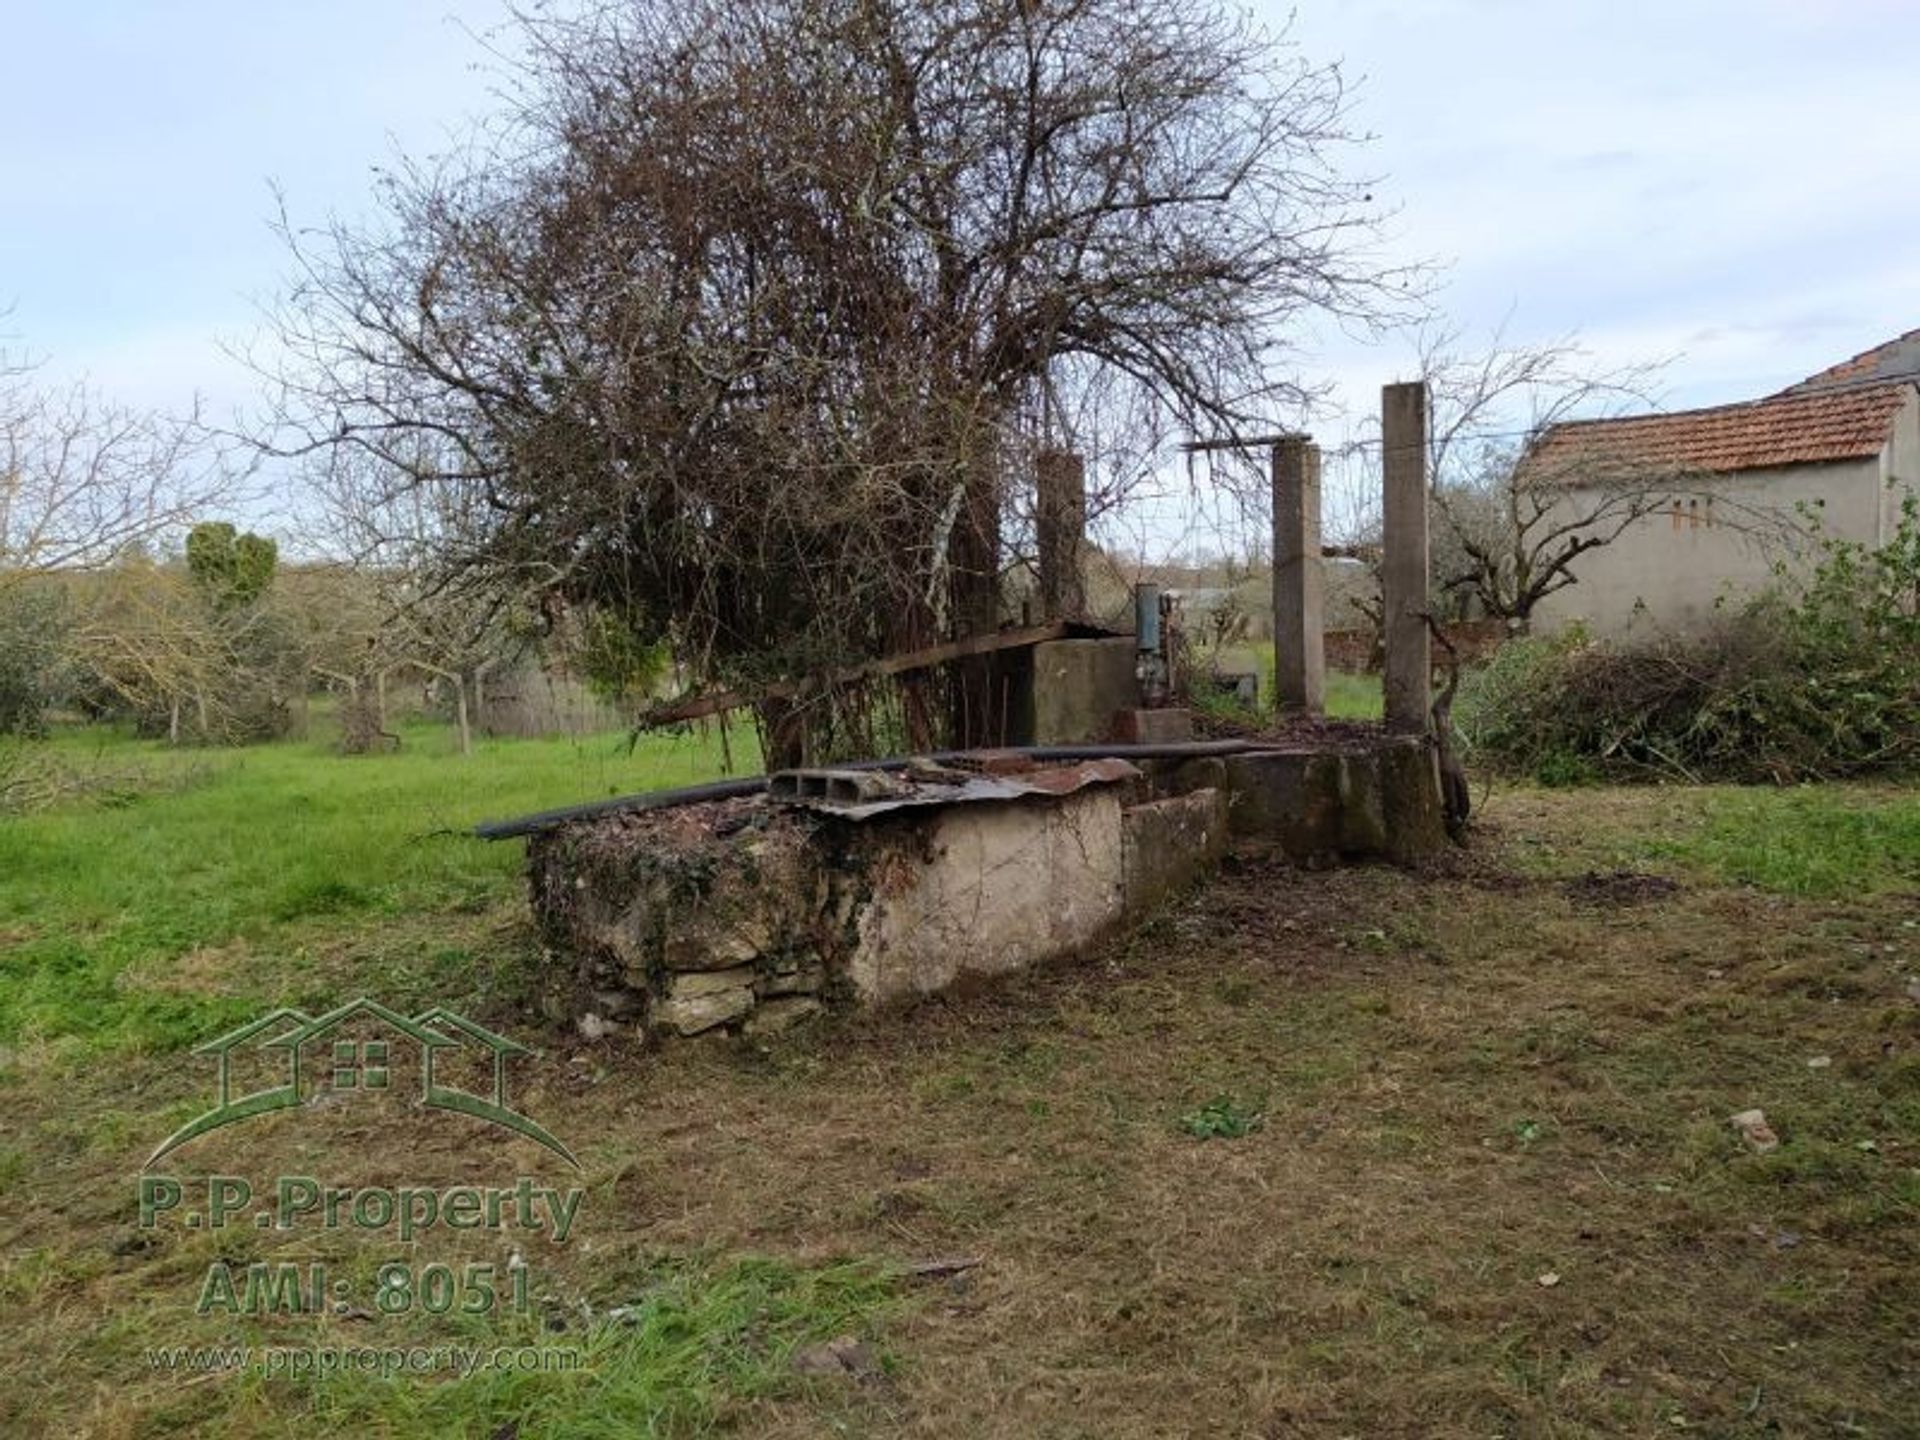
[1109,707,1193,744]
[666,965,757,998]
[758,961,825,997]
[743,996,824,1038]
[1122,788,1230,917]
[654,983,755,1036]
[660,914,774,972]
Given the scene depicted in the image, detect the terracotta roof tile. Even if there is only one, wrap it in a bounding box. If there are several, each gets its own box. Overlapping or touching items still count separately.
[1781,326,1920,394]
[1528,381,1911,479]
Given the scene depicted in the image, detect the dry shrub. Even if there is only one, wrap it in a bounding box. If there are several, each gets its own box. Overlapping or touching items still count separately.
[1459,501,1920,783]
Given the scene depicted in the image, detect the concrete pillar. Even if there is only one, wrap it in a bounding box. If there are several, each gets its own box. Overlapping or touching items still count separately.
[1035,450,1086,620]
[1381,381,1431,734]
[1271,436,1325,714]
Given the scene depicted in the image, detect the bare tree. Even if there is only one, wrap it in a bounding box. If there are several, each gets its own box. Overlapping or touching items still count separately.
[1416,327,1661,627]
[262,0,1406,757]
[1413,326,1795,630]
[297,446,528,753]
[0,352,236,591]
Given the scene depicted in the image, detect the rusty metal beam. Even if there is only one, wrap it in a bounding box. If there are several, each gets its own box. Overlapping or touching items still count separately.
[635,620,1097,727]
[1177,433,1306,453]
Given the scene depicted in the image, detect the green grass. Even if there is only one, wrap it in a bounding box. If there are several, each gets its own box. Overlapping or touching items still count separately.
[1639,785,1920,897]
[1323,669,1382,720]
[187,1256,898,1438]
[1208,643,1382,721]
[0,716,755,1053]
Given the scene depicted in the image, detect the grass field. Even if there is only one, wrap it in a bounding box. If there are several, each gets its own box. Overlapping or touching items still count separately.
[0,716,755,1053]
[1208,644,1382,721]
[2,722,1917,1435]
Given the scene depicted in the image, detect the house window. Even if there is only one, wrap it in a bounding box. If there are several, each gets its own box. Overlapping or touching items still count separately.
[1670,500,1682,531]
[1688,498,1700,529]
[332,1039,390,1090]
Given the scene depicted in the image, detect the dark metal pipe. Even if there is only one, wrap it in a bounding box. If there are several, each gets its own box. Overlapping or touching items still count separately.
[472,739,1282,841]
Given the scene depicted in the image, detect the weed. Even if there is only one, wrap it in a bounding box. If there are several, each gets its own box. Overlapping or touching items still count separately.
[1177,1095,1264,1139]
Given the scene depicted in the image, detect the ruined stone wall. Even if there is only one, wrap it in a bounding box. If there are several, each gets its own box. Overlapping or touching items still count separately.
[526,735,1444,1041]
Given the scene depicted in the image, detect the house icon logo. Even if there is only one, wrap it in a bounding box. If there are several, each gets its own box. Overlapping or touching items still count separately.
[146,998,578,1169]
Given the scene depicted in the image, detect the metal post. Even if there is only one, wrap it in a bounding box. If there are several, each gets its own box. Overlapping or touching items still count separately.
[1272,436,1325,714]
[1382,381,1431,734]
[1134,583,1167,706]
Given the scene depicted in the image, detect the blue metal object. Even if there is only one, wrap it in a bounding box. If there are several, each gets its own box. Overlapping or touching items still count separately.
[1135,583,1161,652]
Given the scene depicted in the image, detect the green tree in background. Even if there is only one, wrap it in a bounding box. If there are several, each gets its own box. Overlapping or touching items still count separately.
[185,521,279,610]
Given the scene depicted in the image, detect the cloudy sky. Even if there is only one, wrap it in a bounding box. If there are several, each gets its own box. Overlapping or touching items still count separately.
[3,0,1916,495]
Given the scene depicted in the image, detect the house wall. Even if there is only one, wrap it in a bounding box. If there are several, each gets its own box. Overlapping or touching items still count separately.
[1535,458,1875,636]
[1883,387,1920,542]
[1537,387,1920,636]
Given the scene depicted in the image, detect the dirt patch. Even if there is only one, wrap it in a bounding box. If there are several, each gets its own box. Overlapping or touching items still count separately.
[1190,707,1385,750]
[1563,869,1683,906]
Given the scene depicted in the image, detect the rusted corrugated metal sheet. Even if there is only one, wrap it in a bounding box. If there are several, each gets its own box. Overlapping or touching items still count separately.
[771,757,1140,821]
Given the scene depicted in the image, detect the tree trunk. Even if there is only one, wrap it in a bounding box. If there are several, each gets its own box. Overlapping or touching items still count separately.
[756,696,806,771]
[452,677,471,757]
[946,461,1002,748]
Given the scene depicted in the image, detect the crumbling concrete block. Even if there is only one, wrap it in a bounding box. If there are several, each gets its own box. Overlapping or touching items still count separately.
[524,735,1449,1042]
[1109,707,1193,744]
[1028,637,1137,743]
[1222,750,1348,860]
[1219,739,1444,866]
[843,787,1127,1005]
[1122,787,1229,917]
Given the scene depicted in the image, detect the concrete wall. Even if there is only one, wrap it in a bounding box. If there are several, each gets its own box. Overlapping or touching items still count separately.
[846,788,1128,1004]
[1026,637,1137,743]
[1883,387,1920,544]
[1121,787,1232,918]
[1536,455,1879,636]
[1220,737,1446,866]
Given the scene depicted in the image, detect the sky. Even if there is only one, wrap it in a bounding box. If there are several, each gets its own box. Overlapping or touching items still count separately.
[3,0,1918,542]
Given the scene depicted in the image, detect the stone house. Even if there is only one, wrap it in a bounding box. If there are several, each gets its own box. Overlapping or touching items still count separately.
[1530,328,1920,635]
